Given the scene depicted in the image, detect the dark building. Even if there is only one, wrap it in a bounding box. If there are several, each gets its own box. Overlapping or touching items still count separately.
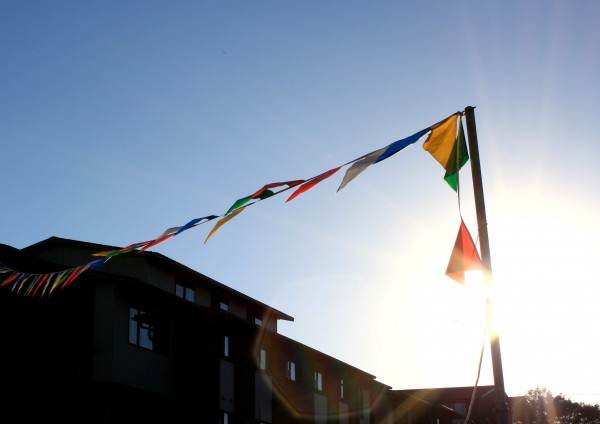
[0,237,395,423]
[0,237,512,424]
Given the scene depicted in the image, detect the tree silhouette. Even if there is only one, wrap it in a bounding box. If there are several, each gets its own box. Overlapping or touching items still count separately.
[513,387,600,424]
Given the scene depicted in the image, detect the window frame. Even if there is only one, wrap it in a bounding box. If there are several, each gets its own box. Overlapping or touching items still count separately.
[314,371,323,391]
[175,282,195,303]
[128,306,168,354]
[220,411,229,424]
[258,348,267,371]
[286,360,296,381]
[223,335,230,358]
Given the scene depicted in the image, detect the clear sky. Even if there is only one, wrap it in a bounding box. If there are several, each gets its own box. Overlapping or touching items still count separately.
[2,0,600,405]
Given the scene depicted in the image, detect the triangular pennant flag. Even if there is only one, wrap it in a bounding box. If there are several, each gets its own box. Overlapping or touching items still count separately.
[1,272,19,287]
[175,215,219,235]
[255,189,275,200]
[286,166,342,202]
[423,113,459,169]
[14,273,29,293]
[137,233,175,253]
[92,240,153,257]
[89,257,110,269]
[31,273,49,297]
[227,180,306,215]
[443,119,469,191]
[446,219,483,285]
[250,180,305,198]
[204,206,247,243]
[50,269,71,294]
[374,127,432,164]
[155,226,184,240]
[337,147,387,192]
[226,196,252,215]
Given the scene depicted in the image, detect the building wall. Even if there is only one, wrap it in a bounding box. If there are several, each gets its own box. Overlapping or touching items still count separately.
[2,239,482,424]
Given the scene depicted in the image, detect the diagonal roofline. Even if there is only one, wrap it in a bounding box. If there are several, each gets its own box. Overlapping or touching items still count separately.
[23,236,294,322]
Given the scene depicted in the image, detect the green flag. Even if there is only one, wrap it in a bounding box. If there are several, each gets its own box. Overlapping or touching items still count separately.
[443,119,469,191]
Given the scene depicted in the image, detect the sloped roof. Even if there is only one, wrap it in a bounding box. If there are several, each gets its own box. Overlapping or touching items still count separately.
[20,236,294,322]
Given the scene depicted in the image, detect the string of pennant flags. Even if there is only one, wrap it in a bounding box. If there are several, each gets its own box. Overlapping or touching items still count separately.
[1,110,483,298]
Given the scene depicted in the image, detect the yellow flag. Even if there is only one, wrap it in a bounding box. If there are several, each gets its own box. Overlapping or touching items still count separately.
[422,113,459,169]
[204,207,246,243]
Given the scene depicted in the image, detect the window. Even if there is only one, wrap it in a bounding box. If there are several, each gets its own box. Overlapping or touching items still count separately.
[286,360,296,381]
[175,282,195,302]
[447,402,467,424]
[314,371,323,391]
[220,411,229,424]
[223,335,230,358]
[340,379,344,399]
[220,301,229,311]
[248,310,263,326]
[128,306,167,353]
[259,348,266,370]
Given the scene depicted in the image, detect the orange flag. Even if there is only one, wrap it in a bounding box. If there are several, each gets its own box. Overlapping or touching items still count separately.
[446,219,482,285]
[423,113,459,169]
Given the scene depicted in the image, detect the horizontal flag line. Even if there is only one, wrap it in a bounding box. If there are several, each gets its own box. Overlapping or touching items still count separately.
[2,111,474,297]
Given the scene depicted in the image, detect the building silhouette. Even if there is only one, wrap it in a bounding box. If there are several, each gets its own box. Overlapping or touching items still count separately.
[0,237,511,423]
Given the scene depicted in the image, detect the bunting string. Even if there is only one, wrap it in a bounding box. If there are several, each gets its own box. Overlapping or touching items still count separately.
[2,110,479,297]
[0,257,111,297]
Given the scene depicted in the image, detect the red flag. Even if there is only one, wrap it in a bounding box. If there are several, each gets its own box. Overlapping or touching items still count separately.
[446,220,482,285]
[286,167,342,202]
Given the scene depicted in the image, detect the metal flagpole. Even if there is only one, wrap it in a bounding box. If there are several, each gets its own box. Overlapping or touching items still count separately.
[463,106,511,424]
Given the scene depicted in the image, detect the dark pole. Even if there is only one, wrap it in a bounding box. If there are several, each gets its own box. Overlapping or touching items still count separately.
[464,106,510,424]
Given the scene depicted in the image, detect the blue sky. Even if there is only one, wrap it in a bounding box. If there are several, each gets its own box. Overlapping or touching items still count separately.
[2,1,600,404]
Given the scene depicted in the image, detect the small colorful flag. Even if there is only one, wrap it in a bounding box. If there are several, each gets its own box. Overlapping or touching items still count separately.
[446,219,483,285]
[423,113,459,166]
[374,127,432,164]
[205,206,247,243]
[337,147,387,192]
[443,120,469,191]
[423,113,469,190]
[175,215,219,235]
[286,167,342,202]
